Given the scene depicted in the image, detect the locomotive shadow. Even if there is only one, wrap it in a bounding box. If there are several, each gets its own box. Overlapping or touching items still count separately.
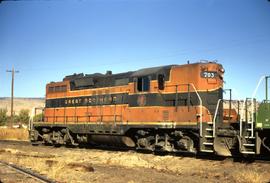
[71,143,229,161]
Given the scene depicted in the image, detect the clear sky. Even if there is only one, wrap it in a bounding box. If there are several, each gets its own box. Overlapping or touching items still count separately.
[0,0,269,100]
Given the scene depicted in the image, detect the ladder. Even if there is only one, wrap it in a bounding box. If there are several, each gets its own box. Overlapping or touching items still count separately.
[240,75,270,155]
[200,121,215,153]
[200,99,222,153]
[240,98,256,154]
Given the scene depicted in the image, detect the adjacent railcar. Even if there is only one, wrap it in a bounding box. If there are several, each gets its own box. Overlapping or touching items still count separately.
[30,62,235,155]
[254,76,270,155]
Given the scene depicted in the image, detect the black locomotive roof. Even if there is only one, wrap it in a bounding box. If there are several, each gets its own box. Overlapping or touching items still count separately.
[131,65,176,77]
[63,64,176,90]
[62,61,220,90]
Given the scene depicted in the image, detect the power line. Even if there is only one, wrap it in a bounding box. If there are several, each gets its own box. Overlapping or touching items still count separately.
[6,67,19,127]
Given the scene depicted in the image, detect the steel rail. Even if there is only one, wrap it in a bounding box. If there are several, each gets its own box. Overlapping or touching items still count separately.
[0,160,54,183]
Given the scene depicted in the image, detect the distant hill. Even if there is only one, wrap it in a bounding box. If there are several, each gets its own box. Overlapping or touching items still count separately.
[0,97,45,115]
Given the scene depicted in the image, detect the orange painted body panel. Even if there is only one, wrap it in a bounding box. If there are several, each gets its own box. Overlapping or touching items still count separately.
[44,105,212,124]
[44,62,223,125]
[169,63,223,91]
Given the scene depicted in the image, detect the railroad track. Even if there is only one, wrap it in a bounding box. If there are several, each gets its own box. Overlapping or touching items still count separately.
[0,160,54,183]
[0,139,30,146]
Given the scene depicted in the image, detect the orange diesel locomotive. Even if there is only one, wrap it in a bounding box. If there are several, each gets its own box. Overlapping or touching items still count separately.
[30,61,236,155]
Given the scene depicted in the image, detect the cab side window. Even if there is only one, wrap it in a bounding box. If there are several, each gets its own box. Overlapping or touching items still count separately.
[158,74,165,90]
[137,76,150,92]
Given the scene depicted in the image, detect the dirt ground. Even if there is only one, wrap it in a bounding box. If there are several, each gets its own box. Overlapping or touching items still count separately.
[0,141,269,183]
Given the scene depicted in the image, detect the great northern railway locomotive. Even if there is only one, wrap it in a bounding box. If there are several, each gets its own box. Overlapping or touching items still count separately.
[29,61,269,157]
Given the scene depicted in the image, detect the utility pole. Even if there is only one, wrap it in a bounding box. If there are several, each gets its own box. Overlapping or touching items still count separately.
[266,76,270,101]
[6,67,19,127]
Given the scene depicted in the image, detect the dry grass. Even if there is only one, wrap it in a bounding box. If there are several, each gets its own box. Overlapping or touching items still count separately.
[233,169,264,183]
[0,128,29,141]
[1,145,270,183]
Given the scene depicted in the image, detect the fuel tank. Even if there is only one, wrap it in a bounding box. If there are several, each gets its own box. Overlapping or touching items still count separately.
[89,135,136,147]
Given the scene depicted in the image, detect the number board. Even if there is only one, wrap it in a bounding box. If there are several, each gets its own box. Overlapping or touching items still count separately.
[201,71,217,78]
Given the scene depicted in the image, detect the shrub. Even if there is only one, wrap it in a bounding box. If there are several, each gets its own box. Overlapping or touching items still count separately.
[0,108,8,125]
[15,109,30,124]
[33,113,44,122]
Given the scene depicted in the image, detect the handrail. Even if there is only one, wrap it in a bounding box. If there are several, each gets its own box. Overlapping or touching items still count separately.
[252,76,267,99]
[45,114,122,123]
[46,115,122,118]
[251,76,265,126]
[28,107,44,130]
[240,98,254,137]
[251,98,256,137]
[239,99,246,138]
[240,114,243,138]
[249,75,270,137]
[240,98,250,137]
[213,99,223,137]
[188,83,203,137]
[28,107,35,131]
[166,83,203,136]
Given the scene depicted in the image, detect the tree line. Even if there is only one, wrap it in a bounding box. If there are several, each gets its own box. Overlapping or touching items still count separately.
[0,108,43,126]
